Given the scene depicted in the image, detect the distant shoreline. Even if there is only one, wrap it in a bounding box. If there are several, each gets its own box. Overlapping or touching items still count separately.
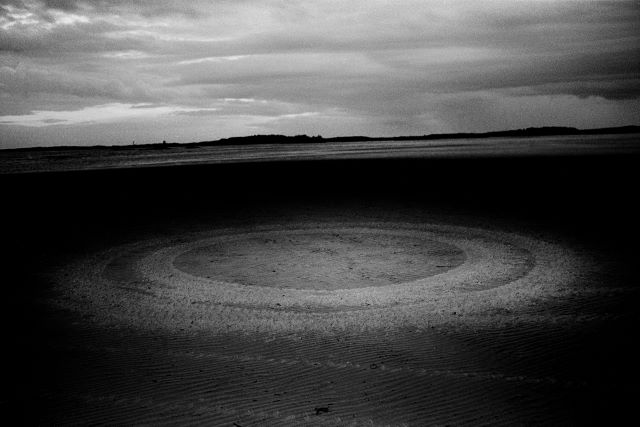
[3,125,639,152]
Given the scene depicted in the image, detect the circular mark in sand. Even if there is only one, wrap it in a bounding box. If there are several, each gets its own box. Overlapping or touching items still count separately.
[173,231,466,290]
[54,222,586,334]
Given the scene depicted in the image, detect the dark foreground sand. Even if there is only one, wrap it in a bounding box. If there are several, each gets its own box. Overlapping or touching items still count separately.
[3,153,639,425]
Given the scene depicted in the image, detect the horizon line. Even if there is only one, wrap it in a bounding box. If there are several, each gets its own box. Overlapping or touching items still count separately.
[2,124,639,152]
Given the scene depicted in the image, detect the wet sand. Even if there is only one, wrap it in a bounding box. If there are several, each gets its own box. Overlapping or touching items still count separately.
[2,133,639,174]
[3,153,639,425]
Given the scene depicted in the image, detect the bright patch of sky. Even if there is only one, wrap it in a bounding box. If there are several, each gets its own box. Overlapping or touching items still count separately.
[0,103,218,127]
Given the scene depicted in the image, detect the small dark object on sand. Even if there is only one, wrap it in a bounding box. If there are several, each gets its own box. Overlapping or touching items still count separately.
[315,407,329,415]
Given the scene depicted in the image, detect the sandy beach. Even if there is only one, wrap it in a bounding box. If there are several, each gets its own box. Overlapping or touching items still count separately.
[3,151,638,425]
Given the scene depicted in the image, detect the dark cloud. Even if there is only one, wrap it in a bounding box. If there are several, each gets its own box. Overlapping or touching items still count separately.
[39,0,214,18]
[41,0,76,10]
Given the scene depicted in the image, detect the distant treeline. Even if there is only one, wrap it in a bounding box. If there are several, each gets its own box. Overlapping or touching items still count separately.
[194,134,324,147]
[349,125,640,142]
[188,125,640,147]
[4,125,639,152]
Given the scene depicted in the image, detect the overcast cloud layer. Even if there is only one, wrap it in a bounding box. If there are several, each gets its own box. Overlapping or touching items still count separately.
[1,0,638,148]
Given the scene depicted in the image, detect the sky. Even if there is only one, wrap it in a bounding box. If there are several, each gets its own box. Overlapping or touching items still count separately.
[0,0,639,148]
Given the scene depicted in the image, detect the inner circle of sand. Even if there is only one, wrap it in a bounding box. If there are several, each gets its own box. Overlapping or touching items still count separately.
[54,221,587,334]
[173,230,466,290]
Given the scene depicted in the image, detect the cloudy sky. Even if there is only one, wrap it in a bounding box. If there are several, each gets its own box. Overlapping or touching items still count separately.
[0,0,638,148]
